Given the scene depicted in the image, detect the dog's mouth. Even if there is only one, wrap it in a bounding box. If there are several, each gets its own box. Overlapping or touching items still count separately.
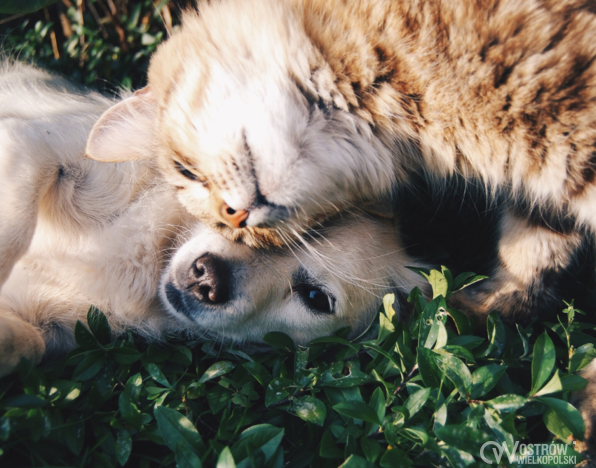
[164,282,191,317]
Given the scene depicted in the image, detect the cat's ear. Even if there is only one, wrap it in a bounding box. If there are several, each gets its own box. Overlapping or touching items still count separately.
[86,86,158,162]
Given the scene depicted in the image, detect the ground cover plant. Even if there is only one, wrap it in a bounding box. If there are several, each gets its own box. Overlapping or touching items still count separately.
[0,267,594,467]
[0,0,180,90]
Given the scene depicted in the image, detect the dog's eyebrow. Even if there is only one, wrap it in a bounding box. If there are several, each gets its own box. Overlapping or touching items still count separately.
[292,266,324,289]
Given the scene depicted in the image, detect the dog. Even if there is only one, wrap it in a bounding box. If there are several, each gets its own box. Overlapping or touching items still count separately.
[0,61,425,377]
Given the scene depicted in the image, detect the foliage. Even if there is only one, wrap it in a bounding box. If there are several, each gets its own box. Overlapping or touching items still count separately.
[0,0,176,90]
[0,268,594,467]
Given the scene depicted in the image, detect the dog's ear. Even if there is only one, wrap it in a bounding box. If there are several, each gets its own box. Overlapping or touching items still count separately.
[361,195,394,219]
[86,86,157,162]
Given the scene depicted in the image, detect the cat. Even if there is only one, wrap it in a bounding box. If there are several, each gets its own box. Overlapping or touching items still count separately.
[85,0,596,326]
[87,0,596,242]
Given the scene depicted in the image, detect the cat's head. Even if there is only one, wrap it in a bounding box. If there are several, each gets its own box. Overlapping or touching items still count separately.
[86,0,396,246]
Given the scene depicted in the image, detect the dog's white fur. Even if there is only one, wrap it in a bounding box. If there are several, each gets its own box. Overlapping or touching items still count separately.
[0,62,422,376]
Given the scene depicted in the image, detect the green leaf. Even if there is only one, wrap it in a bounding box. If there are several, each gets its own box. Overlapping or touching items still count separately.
[418,296,442,348]
[74,320,100,350]
[367,387,385,435]
[538,397,585,440]
[233,424,284,468]
[360,437,382,463]
[119,373,143,429]
[403,388,430,419]
[469,364,507,399]
[516,324,531,358]
[417,347,441,388]
[127,3,142,28]
[243,362,271,388]
[530,332,556,395]
[479,311,506,358]
[569,343,596,373]
[175,443,203,468]
[147,363,170,388]
[72,352,104,381]
[198,361,235,384]
[333,401,381,425]
[534,369,564,397]
[0,0,58,14]
[377,311,395,344]
[428,269,449,298]
[155,406,205,454]
[265,377,292,407]
[320,367,374,388]
[115,429,132,466]
[402,426,429,445]
[87,306,111,345]
[340,455,369,468]
[435,353,472,396]
[435,424,493,453]
[217,447,236,468]
[383,294,396,321]
[0,418,9,442]
[445,308,472,335]
[293,396,327,426]
[434,321,448,349]
[380,446,412,467]
[319,431,343,459]
[1,394,46,409]
[560,374,588,392]
[309,336,359,352]
[485,394,528,413]
[450,335,485,350]
[452,273,487,292]
[263,332,295,352]
[110,346,142,364]
[294,347,310,385]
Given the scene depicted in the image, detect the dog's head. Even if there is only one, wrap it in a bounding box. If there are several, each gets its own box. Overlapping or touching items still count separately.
[160,212,422,346]
[85,0,398,246]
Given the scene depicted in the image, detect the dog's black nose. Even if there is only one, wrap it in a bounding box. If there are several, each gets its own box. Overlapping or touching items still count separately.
[187,254,231,304]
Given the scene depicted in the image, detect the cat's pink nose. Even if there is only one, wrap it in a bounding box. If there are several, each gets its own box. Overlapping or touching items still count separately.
[220,204,249,228]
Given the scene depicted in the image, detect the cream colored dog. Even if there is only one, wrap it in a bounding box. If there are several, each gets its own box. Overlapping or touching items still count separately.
[0,62,423,376]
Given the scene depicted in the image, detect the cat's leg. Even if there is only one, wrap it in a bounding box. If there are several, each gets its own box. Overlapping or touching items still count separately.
[573,360,596,448]
[449,209,585,324]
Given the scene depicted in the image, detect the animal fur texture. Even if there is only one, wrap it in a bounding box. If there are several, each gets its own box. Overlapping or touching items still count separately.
[85,0,596,321]
[0,61,425,376]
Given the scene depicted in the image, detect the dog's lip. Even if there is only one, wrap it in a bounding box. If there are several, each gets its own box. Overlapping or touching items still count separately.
[164,282,189,315]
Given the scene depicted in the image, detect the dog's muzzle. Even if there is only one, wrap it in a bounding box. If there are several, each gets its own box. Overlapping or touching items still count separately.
[165,253,232,317]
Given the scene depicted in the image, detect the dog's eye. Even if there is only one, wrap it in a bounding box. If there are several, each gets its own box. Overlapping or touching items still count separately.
[295,284,335,315]
[174,161,199,181]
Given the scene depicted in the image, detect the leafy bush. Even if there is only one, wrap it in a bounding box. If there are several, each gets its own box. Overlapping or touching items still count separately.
[0,0,175,90]
[0,268,593,467]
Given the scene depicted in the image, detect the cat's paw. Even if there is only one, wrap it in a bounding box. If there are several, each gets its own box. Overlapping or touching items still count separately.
[0,312,45,378]
[573,360,596,448]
